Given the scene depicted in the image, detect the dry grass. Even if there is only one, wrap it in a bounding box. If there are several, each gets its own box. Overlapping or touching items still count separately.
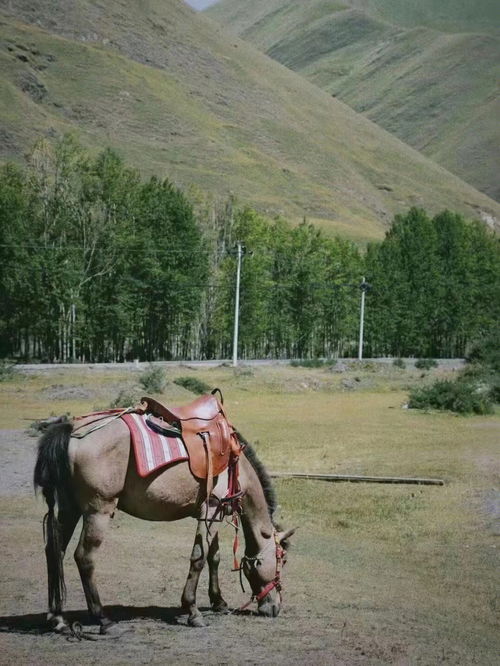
[0,363,498,663]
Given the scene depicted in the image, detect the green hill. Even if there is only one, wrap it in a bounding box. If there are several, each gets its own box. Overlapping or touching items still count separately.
[0,0,498,242]
[208,0,500,201]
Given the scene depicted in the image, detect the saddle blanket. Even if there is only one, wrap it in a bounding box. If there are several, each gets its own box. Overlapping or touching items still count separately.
[121,412,188,478]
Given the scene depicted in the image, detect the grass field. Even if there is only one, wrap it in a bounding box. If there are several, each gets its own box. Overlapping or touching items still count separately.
[0,362,498,663]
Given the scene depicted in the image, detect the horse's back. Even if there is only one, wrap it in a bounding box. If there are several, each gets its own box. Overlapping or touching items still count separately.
[69,417,131,509]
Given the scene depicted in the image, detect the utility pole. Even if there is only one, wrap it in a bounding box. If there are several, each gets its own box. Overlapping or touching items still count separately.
[232,241,244,367]
[71,302,76,361]
[358,277,371,360]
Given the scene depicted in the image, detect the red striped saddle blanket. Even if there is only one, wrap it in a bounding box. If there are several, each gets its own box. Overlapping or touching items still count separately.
[121,412,188,477]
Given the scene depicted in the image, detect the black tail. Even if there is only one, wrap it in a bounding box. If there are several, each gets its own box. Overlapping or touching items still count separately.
[34,422,74,612]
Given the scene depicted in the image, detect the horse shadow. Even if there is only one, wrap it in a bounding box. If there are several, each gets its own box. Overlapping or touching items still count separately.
[0,605,205,635]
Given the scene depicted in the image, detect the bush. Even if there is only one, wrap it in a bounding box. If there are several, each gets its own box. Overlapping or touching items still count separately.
[109,387,142,408]
[393,358,406,369]
[415,358,438,370]
[462,339,500,405]
[173,376,211,395]
[139,364,167,393]
[466,334,500,373]
[290,359,329,368]
[408,379,493,415]
[0,360,16,382]
[489,378,500,403]
[350,360,377,372]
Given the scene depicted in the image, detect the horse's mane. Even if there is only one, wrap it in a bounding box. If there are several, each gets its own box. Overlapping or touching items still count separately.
[238,432,277,520]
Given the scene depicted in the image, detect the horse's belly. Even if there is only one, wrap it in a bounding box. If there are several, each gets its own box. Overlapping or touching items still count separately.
[118,460,201,521]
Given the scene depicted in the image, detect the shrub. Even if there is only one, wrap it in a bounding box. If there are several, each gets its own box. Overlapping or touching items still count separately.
[0,360,16,382]
[460,362,488,381]
[408,379,493,415]
[173,376,211,395]
[462,341,500,405]
[393,358,406,369]
[290,359,329,368]
[109,387,142,408]
[414,358,438,370]
[488,377,500,403]
[350,360,377,372]
[139,364,167,393]
[466,334,500,373]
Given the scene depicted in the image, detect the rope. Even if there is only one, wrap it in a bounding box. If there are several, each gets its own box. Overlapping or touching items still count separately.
[64,622,99,642]
[71,407,133,439]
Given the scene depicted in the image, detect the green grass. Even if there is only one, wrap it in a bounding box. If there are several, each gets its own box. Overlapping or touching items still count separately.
[209,0,500,201]
[349,0,500,33]
[0,1,499,242]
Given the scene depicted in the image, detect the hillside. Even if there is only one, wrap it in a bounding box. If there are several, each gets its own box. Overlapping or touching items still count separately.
[0,1,498,242]
[208,0,500,201]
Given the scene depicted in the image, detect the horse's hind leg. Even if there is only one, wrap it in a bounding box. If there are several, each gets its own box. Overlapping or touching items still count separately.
[46,504,81,632]
[74,503,117,635]
[207,533,228,613]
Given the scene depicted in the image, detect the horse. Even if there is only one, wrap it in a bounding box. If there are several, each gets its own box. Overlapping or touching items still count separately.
[33,416,295,635]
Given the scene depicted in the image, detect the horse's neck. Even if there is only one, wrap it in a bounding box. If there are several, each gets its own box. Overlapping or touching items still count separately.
[239,454,274,555]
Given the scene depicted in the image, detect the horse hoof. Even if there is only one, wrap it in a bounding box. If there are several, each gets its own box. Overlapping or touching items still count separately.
[47,615,69,634]
[211,601,229,614]
[188,614,206,628]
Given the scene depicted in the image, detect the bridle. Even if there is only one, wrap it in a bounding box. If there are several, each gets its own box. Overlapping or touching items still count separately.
[238,530,286,611]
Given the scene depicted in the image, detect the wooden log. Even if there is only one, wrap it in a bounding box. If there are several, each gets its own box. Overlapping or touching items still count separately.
[269,472,445,486]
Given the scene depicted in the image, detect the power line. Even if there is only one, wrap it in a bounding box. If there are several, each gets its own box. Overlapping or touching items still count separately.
[0,243,231,256]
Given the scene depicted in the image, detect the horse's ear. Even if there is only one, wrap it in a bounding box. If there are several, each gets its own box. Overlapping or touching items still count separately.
[278,527,297,545]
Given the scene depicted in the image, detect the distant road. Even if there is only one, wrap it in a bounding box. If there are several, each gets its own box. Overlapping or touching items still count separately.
[16,359,465,372]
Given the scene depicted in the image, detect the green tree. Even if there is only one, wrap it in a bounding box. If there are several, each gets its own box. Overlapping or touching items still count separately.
[365,208,500,357]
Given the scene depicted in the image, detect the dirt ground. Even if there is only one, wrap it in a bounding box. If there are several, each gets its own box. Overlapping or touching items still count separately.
[0,428,392,666]
[0,366,499,664]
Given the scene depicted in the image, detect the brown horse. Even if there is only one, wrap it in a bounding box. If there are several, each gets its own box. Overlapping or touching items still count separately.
[34,417,294,635]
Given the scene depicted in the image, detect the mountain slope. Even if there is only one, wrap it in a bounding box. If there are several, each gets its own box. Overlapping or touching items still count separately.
[0,0,498,242]
[208,0,500,201]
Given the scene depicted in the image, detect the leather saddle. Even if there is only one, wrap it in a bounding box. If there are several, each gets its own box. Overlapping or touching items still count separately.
[139,393,242,482]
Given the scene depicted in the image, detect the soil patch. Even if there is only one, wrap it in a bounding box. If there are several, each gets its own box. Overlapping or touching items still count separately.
[0,430,36,496]
[41,385,97,401]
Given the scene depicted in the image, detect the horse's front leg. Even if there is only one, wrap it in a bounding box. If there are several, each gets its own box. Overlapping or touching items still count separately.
[181,520,218,627]
[207,533,228,613]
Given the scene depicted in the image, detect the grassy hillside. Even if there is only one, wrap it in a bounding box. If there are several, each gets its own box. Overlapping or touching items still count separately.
[0,1,498,242]
[208,0,500,201]
[350,0,500,33]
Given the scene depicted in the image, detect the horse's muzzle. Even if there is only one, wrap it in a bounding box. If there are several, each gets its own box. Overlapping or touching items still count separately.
[257,597,280,618]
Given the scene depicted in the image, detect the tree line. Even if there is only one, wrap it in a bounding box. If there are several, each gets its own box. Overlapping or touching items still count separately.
[0,137,498,362]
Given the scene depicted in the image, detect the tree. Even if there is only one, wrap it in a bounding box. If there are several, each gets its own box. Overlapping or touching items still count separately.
[365,208,500,357]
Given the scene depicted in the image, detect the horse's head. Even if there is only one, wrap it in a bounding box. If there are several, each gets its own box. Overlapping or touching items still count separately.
[241,527,295,617]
